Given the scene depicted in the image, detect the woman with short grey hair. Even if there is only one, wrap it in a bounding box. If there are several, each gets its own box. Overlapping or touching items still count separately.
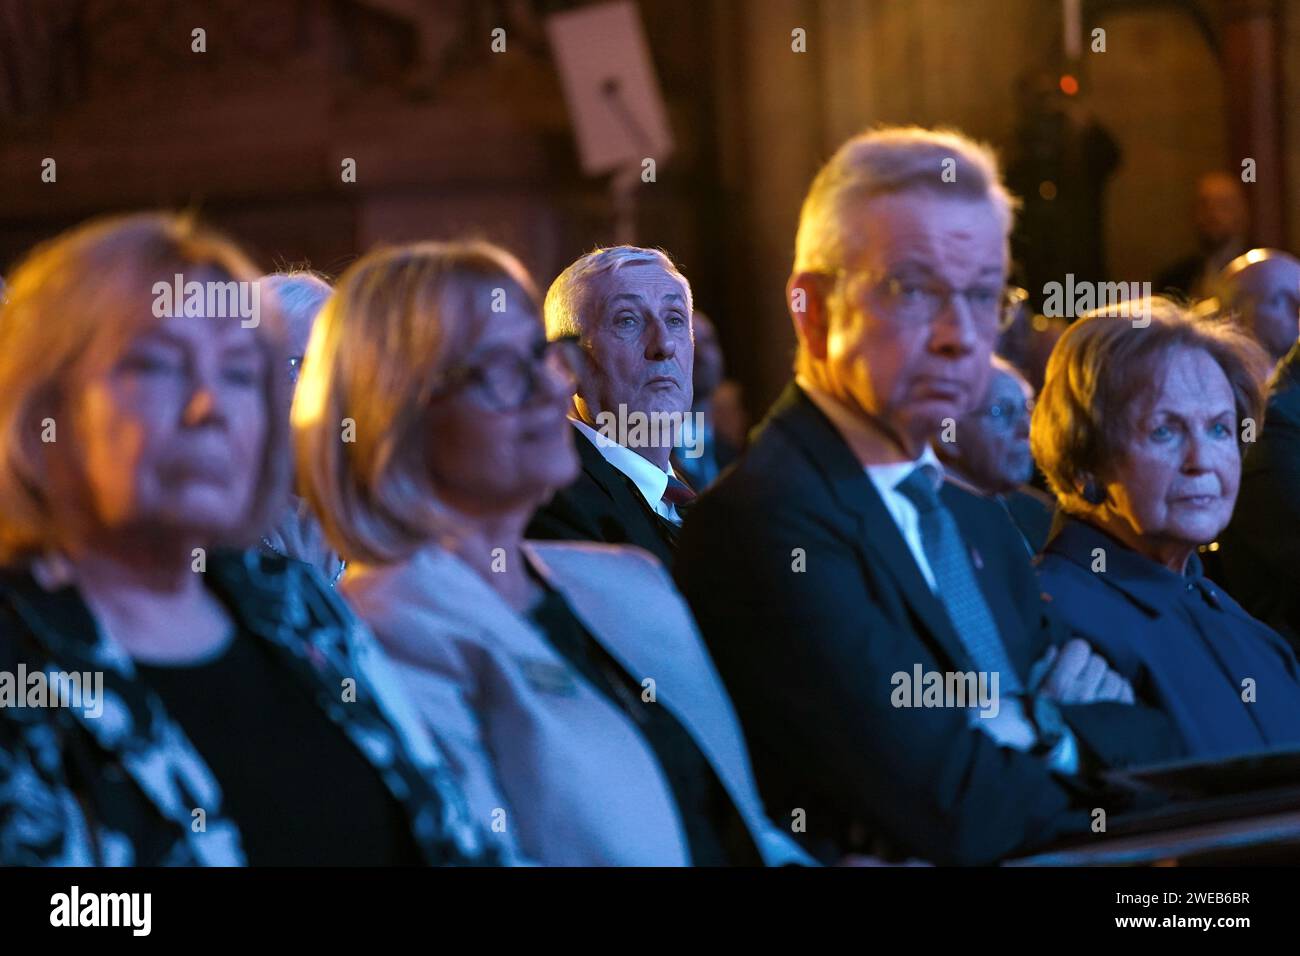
[259,270,345,585]
[1031,299,1300,757]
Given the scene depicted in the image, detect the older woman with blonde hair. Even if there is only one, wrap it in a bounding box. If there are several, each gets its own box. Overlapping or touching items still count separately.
[1031,298,1300,757]
[0,213,496,866]
[295,239,811,866]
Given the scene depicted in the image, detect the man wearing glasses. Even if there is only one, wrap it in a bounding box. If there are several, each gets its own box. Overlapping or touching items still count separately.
[935,354,1054,554]
[674,126,1182,865]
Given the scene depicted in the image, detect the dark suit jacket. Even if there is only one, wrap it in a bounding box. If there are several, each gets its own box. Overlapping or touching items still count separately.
[674,384,1182,865]
[1037,517,1300,757]
[1219,342,1300,651]
[528,424,678,566]
[1154,253,1207,299]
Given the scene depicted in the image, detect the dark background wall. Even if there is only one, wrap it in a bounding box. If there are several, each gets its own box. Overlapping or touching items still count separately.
[1,0,1294,415]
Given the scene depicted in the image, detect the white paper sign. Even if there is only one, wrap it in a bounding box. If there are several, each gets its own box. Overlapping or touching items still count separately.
[546,0,674,176]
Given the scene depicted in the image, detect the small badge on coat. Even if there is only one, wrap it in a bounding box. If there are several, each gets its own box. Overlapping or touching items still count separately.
[970,547,984,570]
[516,656,581,697]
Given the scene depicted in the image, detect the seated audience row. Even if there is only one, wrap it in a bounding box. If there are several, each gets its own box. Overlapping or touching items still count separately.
[4,123,1300,867]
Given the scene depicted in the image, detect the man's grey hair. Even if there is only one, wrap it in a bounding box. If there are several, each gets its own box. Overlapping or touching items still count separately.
[792,125,1020,276]
[544,245,693,341]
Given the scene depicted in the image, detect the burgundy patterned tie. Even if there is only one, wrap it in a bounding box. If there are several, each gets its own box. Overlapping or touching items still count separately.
[661,474,697,509]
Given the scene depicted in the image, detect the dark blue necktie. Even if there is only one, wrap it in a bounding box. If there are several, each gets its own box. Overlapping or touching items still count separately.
[896,464,1023,693]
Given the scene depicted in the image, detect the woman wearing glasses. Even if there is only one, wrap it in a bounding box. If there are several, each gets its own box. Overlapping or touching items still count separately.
[294,240,811,866]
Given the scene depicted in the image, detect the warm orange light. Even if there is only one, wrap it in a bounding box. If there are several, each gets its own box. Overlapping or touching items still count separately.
[1059,74,1079,96]
[1039,180,1058,201]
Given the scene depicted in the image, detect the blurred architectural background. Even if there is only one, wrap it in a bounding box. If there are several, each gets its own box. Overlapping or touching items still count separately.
[1,0,1296,412]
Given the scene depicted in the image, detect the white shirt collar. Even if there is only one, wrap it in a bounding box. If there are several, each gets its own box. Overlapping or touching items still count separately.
[570,418,671,512]
[798,378,941,480]
[864,445,943,495]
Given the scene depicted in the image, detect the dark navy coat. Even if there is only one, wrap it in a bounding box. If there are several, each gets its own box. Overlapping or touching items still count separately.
[1037,517,1300,757]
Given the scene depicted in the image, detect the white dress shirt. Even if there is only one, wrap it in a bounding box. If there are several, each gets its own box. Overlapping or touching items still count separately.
[571,419,683,525]
[865,455,944,591]
[799,383,941,589]
[798,381,1078,773]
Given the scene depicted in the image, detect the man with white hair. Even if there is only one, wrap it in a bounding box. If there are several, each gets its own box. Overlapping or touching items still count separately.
[675,126,1182,865]
[527,246,697,565]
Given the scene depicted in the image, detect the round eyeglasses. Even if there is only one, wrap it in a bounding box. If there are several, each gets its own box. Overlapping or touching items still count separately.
[430,334,584,411]
[981,397,1034,428]
[830,271,1028,333]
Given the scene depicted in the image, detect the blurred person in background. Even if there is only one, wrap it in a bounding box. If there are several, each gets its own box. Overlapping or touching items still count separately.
[672,310,739,490]
[1033,301,1300,757]
[995,289,1064,396]
[1220,255,1300,651]
[710,379,750,461]
[258,269,345,586]
[1155,172,1251,300]
[1006,69,1121,306]
[935,355,1054,553]
[295,240,810,867]
[1214,249,1300,368]
[0,213,496,866]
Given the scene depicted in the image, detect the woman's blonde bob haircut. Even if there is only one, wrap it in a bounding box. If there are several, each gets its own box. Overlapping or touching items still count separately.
[292,240,539,566]
[1030,298,1268,517]
[0,211,290,565]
